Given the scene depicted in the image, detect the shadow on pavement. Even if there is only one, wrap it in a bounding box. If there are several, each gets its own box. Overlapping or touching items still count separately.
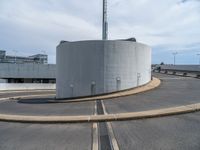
[17,98,56,104]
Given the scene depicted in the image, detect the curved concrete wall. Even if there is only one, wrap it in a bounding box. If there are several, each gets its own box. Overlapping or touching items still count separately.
[56,40,151,99]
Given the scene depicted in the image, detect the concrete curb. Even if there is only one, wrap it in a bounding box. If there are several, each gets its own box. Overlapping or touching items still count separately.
[0,103,199,123]
[0,94,55,102]
[0,89,55,94]
[4,77,160,103]
[49,77,161,103]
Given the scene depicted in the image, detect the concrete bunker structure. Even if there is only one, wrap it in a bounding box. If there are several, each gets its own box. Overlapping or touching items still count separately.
[56,40,151,99]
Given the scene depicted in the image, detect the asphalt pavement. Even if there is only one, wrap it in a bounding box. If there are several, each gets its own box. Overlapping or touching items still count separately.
[0,73,199,150]
[0,122,92,150]
[104,72,200,113]
[111,111,200,150]
[0,99,95,116]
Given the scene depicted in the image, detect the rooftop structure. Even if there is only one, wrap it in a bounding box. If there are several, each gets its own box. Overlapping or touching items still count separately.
[56,40,151,99]
[0,50,48,64]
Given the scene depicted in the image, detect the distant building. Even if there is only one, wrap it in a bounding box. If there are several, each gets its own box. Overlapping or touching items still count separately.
[0,63,56,83]
[0,50,48,64]
[0,50,52,83]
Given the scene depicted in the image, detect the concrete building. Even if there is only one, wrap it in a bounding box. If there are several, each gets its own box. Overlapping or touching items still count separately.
[0,63,56,83]
[0,50,47,64]
[56,40,151,99]
[0,50,53,83]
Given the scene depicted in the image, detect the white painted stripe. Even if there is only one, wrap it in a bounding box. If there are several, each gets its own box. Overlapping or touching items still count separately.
[101,101,120,150]
[92,101,99,150]
[92,123,99,150]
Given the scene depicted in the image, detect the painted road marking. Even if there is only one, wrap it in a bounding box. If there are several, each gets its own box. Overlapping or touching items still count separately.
[101,100,120,150]
[92,101,99,150]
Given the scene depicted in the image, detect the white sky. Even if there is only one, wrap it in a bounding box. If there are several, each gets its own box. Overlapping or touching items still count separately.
[0,0,200,64]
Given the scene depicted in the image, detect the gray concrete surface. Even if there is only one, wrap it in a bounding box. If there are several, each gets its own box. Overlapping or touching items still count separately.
[0,83,55,91]
[0,122,92,150]
[0,90,94,116]
[104,72,200,113]
[0,99,94,116]
[0,63,56,79]
[0,90,55,99]
[111,112,200,150]
[56,40,151,99]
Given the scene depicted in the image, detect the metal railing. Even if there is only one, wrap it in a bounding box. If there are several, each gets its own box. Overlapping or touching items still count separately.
[153,67,200,78]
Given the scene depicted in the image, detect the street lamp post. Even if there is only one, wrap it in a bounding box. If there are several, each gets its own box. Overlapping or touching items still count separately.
[102,0,108,40]
[172,52,178,65]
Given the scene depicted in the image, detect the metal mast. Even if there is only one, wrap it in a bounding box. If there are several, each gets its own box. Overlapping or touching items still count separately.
[102,0,108,40]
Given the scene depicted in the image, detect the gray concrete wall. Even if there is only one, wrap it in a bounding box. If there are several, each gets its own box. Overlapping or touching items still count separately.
[56,41,104,98]
[0,79,7,83]
[0,63,56,79]
[56,40,151,99]
[104,41,151,93]
[0,83,55,91]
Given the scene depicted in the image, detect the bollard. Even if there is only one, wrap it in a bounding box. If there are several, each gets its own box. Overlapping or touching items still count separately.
[116,77,121,91]
[70,84,74,97]
[91,82,96,95]
[137,73,141,86]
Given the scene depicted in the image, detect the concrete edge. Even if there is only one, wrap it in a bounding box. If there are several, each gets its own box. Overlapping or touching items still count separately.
[0,103,199,123]
[50,77,161,103]
[0,94,55,102]
[2,77,160,103]
[0,89,55,94]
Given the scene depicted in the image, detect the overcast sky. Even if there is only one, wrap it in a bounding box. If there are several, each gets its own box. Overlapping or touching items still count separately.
[0,0,200,64]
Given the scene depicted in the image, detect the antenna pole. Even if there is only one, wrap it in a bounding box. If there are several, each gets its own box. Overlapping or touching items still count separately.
[102,0,108,40]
